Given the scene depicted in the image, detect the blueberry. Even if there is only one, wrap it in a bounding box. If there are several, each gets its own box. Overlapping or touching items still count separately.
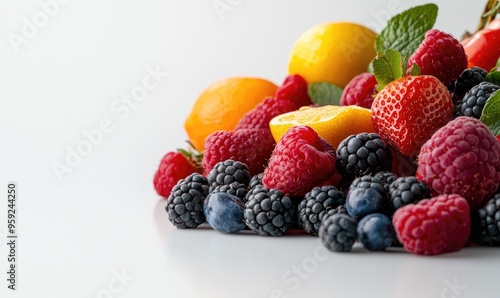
[357,213,395,251]
[346,187,385,219]
[203,192,246,233]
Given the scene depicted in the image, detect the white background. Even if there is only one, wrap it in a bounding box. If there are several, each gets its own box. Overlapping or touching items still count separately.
[1,1,498,298]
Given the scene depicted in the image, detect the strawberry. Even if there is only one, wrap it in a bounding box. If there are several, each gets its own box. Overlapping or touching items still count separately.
[275,74,312,107]
[235,97,299,130]
[153,150,201,198]
[262,125,336,196]
[202,128,275,176]
[371,75,454,157]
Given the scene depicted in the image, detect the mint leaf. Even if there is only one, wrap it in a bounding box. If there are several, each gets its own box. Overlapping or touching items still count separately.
[410,63,422,76]
[480,90,500,135]
[495,57,500,72]
[375,3,438,58]
[486,71,500,85]
[308,82,343,106]
[373,49,403,90]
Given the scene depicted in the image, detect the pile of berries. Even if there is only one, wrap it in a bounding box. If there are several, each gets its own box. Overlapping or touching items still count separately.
[154,4,500,256]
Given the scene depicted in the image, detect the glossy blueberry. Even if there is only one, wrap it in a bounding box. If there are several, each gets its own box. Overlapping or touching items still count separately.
[346,187,385,219]
[203,192,246,233]
[357,213,395,251]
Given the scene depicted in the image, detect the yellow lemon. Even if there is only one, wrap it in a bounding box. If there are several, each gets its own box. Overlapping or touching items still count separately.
[269,105,376,148]
[288,22,377,88]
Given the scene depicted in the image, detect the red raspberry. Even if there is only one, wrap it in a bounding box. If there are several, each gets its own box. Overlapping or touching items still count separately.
[497,135,500,143]
[416,117,500,211]
[153,152,198,197]
[275,74,312,107]
[340,72,377,109]
[392,194,470,255]
[202,128,275,176]
[262,125,336,196]
[407,29,467,86]
[235,97,299,130]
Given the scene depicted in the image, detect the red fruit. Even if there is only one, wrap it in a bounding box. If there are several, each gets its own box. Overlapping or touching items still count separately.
[275,74,312,107]
[202,128,275,176]
[407,29,467,86]
[393,194,470,255]
[371,75,454,157]
[153,152,198,198]
[262,125,336,196]
[497,135,500,143]
[462,18,500,71]
[416,117,500,211]
[235,97,299,130]
[340,72,377,109]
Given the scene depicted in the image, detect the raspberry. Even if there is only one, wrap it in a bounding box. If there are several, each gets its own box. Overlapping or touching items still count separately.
[392,194,470,255]
[416,117,500,211]
[235,97,299,130]
[336,133,392,179]
[275,74,312,107]
[389,176,431,210]
[165,173,209,229]
[458,82,499,119]
[153,151,198,197]
[207,159,251,192]
[262,125,336,196]
[244,186,294,236]
[407,29,467,86]
[319,213,358,252]
[203,128,275,176]
[297,185,346,236]
[474,193,500,246]
[340,72,377,109]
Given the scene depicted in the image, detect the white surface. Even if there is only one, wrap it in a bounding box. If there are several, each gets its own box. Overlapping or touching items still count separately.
[0,1,498,298]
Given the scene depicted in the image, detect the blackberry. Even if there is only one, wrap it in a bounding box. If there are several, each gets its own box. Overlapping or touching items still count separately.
[244,186,294,236]
[319,213,358,252]
[336,133,392,179]
[459,82,500,118]
[322,205,348,222]
[374,171,398,195]
[297,185,346,236]
[346,175,390,219]
[249,173,263,189]
[450,67,488,99]
[207,159,251,192]
[475,194,500,246]
[210,182,248,202]
[389,176,431,210]
[166,173,209,229]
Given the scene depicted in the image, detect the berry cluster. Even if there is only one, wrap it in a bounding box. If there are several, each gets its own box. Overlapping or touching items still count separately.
[155,4,500,257]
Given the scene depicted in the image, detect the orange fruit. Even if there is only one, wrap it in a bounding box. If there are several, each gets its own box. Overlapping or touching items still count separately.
[185,77,277,151]
[288,22,377,88]
[269,105,376,149]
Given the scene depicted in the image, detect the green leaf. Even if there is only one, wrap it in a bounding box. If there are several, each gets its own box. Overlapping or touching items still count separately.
[495,57,500,72]
[307,82,343,106]
[480,90,500,136]
[372,49,403,90]
[410,63,422,76]
[375,3,438,58]
[486,71,500,85]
